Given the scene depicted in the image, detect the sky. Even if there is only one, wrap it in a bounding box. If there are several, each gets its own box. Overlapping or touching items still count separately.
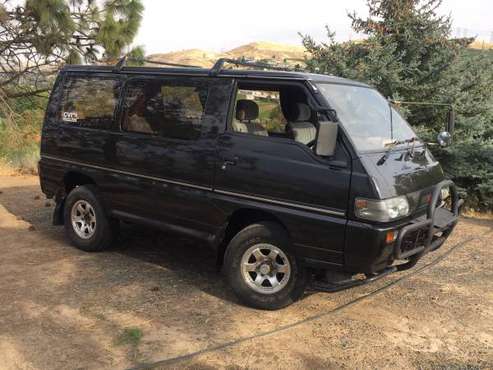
[133,0,493,55]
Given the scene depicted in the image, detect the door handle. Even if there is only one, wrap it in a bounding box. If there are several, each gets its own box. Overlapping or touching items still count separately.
[221,156,238,170]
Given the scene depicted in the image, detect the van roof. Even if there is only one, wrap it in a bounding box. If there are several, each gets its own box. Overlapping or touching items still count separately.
[61,64,370,87]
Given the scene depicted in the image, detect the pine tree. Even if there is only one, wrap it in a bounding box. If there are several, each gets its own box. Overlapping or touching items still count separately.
[301,0,493,210]
[0,0,144,99]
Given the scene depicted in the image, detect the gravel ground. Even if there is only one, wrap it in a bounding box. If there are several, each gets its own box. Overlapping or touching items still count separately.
[0,173,491,370]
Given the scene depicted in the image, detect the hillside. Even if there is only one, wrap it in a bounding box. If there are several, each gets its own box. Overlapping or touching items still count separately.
[469,39,493,50]
[146,40,491,68]
[146,41,307,68]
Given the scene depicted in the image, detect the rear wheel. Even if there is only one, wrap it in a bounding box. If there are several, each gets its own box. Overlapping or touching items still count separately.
[224,222,307,310]
[63,185,117,252]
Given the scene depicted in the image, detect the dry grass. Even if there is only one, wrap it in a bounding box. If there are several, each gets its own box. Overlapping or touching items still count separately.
[462,209,493,220]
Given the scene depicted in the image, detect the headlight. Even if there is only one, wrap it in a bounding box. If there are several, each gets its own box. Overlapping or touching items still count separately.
[355,196,410,222]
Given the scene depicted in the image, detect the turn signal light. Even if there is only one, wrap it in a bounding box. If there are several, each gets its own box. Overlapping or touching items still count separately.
[386,230,398,244]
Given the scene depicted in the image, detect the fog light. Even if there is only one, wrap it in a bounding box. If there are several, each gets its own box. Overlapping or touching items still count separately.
[386,230,398,244]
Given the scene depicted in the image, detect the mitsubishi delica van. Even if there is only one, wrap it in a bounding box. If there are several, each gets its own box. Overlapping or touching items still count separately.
[39,58,462,309]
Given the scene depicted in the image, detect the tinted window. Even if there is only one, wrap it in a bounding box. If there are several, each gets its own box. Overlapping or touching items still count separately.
[122,78,209,140]
[60,76,120,130]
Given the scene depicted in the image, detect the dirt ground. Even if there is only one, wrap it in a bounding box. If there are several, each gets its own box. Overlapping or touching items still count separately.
[0,173,492,370]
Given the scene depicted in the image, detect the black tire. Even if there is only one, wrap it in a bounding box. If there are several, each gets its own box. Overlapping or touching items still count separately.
[63,185,116,252]
[224,222,308,310]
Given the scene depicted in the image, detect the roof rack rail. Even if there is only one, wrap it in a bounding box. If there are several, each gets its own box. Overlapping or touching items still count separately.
[113,56,127,72]
[113,55,201,71]
[209,58,303,76]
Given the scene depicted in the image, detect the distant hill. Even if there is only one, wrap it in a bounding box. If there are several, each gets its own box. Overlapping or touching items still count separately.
[469,40,493,50]
[146,40,491,69]
[146,41,307,68]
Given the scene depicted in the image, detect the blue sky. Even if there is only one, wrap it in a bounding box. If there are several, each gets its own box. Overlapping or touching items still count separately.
[133,0,493,54]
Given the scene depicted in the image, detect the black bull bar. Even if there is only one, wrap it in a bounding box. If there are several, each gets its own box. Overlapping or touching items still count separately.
[393,179,463,261]
[312,180,463,292]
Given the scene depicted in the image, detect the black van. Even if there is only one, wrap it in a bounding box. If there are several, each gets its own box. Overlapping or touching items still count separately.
[39,58,462,309]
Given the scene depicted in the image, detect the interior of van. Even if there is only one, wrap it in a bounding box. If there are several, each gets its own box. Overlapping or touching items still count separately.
[232,83,318,147]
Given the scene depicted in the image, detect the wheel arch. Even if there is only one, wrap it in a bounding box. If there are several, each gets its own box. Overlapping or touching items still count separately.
[53,170,97,225]
[63,171,96,194]
[215,208,289,268]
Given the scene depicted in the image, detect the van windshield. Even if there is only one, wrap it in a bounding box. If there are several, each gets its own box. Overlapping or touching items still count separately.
[317,83,419,152]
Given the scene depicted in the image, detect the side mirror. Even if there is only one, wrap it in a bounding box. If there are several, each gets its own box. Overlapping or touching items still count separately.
[316,121,338,157]
[447,108,455,135]
[437,131,452,147]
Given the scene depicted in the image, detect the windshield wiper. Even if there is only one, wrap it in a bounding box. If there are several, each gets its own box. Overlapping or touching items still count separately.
[377,137,418,165]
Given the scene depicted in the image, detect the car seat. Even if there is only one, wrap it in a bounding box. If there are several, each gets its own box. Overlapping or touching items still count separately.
[285,103,316,145]
[232,100,268,136]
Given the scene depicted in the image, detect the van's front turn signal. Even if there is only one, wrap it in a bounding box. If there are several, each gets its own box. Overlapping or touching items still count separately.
[386,230,398,244]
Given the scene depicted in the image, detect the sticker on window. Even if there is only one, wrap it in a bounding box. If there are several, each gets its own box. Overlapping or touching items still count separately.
[62,111,78,123]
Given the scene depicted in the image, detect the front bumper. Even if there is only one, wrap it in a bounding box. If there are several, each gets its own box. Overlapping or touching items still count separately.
[344,180,462,274]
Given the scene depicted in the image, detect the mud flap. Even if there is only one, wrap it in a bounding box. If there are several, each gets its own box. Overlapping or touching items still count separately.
[53,198,65,225]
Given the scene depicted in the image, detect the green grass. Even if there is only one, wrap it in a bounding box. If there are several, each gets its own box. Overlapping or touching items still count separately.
[116,327,143,346]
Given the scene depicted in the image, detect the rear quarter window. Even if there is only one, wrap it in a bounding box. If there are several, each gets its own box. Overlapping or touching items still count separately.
[122,78,209,140]
[59,76,120,130]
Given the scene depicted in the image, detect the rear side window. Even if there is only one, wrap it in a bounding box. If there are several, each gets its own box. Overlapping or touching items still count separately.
[122,78,209,140]
[60,76,120,130]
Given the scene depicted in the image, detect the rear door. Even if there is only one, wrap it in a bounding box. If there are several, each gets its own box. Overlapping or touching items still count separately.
[213,80,351,263]
[111,75,233,236]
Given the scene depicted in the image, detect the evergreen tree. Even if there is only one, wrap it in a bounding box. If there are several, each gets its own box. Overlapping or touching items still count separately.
[301,0,493,210]
[0,0,144,99]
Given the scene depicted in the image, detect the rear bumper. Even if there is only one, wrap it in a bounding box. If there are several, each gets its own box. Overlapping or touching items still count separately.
[343,180,462,274]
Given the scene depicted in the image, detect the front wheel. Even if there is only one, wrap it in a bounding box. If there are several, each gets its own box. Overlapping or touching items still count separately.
[224,222,308,310]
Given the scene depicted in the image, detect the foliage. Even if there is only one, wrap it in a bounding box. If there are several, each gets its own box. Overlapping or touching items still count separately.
[0,0,144,99]
[301,0,493,210]
[0,92,46,173]
[0,0,144,172]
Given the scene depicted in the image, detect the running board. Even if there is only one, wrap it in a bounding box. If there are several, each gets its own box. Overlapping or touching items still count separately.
[311,267,397,293]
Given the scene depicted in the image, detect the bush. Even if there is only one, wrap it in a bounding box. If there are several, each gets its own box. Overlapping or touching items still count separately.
[0,96,46,174]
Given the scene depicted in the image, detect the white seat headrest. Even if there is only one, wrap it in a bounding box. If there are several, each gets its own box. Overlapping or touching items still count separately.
[236,100,259,121]
[294,103,312,122]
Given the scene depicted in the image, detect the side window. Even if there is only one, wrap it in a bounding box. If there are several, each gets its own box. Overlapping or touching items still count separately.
[233,89,286,137]
[232,85,318,147]
[60,76,120,130]
[122,78,209,140]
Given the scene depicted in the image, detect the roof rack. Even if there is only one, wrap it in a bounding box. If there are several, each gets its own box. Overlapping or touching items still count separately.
[209,58,303,76]
[113,55,201,71]
[113,55,305,75]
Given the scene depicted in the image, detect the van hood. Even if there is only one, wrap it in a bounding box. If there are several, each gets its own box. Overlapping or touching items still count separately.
[360,147,445,199]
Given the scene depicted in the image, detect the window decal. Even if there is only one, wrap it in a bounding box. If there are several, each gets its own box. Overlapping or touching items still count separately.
[62,111,78,123]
